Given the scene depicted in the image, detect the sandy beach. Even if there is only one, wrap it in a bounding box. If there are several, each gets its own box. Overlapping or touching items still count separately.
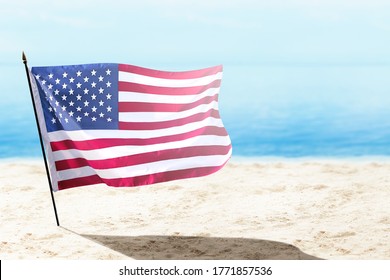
[1,158,389,260]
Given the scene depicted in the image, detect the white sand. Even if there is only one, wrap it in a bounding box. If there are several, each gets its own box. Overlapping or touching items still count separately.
[1,158,389,259]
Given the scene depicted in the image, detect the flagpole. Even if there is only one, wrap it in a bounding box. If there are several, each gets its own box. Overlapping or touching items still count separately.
[22,52,60,227]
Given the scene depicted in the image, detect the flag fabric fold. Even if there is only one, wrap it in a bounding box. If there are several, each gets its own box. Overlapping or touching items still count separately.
[30,63,232,191]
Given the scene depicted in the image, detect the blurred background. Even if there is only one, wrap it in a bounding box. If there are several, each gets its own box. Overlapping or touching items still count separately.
[1,0,390,158]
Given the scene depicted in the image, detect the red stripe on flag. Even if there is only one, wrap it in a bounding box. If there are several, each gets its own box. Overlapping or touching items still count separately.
[119,64,223,80]
[50,126,228,151]
[118,95,217,113]
[55,144,232,171]
[57,164,228,190]
[119,108,220,130]
[118,80,221,95]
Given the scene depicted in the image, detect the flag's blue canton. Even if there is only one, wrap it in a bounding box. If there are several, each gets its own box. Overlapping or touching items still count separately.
[32,63,119,132]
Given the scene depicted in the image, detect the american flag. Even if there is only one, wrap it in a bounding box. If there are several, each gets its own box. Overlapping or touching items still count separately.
[30,63,232,191]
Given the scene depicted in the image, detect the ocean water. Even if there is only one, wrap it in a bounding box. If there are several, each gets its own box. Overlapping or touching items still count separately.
[220,64,390,157]
[1,64,390,158]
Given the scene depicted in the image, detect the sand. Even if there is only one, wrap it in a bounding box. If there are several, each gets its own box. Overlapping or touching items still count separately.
[0,158,389,260]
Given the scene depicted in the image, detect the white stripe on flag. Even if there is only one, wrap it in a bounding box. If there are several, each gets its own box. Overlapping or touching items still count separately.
[48,117,225,141]
[57,152,232,181]
[51,134,231,161]
[119,101,219,123]
[119,71,223,87]
[118,87,220,104]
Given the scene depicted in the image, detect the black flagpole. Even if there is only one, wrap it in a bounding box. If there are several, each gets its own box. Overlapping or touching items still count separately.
[22,52,60,226]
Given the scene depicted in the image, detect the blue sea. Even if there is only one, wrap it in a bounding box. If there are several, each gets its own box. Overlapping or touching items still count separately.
[1,64,390,158]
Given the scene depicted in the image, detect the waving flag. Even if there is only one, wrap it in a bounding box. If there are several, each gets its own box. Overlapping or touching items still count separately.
[30,63,232,191]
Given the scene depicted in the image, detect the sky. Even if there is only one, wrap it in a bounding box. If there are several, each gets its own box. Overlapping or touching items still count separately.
[1,0,390,94]
[1,0,390,157]
[2,0,390,64]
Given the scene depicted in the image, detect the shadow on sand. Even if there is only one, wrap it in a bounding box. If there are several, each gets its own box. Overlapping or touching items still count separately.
[82,234,322,260]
